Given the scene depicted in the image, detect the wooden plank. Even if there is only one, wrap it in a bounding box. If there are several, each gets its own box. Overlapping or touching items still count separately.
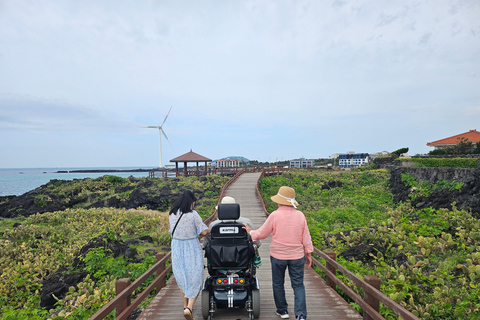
[138,172,362,320]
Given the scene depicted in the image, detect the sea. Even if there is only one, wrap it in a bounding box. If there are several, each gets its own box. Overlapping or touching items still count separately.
[0,167,160,196]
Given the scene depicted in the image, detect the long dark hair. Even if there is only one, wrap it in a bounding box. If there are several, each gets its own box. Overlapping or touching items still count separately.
[169,190,197,215]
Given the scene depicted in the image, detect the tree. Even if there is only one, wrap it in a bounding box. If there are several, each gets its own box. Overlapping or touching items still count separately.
[391,147,409,158]
[442,137,474,154]
[428,148,447,155]
[474,142,480,154]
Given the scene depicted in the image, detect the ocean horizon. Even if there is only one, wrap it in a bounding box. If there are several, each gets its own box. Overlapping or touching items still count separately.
[0,167,161,196]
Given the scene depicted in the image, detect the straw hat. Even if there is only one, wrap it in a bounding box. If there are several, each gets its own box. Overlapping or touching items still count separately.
[215,196,236,209]
[271,186,299,208]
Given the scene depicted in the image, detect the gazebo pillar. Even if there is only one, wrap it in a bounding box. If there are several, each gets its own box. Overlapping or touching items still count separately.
[183,162,187,176]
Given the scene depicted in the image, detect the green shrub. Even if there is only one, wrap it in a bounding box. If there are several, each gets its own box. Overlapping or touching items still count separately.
[105,175,129,184]
[400,158,478,168]
[401,172,464,200]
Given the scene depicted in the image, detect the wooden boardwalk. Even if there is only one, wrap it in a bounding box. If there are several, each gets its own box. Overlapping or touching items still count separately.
[138,172,362,320]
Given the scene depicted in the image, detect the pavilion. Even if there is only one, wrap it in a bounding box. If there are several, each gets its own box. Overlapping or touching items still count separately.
[170,149,212,176]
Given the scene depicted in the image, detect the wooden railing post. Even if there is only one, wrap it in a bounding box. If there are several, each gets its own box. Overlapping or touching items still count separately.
[115,278,131,320]
[326,251,336,290]
[156,252,166,292]
[363,275,381,320]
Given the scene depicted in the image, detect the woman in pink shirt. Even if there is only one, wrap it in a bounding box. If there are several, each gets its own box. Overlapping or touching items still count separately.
[243,186,313,320]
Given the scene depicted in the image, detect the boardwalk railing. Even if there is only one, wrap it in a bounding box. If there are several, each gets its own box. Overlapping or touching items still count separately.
[173,165,266,177]
[89,166,273,320]
[312,250,420,320]
[255,170,420,320]
[89,252,171,320]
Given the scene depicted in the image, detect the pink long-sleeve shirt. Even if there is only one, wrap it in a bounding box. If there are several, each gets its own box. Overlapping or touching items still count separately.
[251,205,313,260]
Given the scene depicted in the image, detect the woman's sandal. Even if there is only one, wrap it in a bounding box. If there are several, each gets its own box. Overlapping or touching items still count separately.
[183,307,194,320]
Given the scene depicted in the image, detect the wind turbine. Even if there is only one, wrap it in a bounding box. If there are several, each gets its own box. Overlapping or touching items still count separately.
[140,106,173,168]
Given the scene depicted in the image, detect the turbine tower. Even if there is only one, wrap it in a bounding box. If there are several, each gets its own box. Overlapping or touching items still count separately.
[140,106,173,168]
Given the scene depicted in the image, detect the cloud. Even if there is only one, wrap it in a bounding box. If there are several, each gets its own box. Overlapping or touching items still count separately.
[464,106,480,116]
[0,95,138,134]
[0,1,479,167]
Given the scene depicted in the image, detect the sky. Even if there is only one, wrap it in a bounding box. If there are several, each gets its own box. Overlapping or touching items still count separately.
[1,0,479,168]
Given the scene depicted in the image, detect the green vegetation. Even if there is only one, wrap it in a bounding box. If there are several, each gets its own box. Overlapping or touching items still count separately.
[259,169,480,319]
[391,147,409,158]
[399,157,478,168]
[2,170,479,319]
[0,174,230,218]
[0,208,169,319]
[401,173,464,200]
[0,175,227,319]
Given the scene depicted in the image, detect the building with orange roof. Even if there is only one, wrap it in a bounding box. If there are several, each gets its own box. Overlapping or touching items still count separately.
[426,129,480,149]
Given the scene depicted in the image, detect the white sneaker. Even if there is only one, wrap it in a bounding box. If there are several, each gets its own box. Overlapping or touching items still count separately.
[276,311,290,319]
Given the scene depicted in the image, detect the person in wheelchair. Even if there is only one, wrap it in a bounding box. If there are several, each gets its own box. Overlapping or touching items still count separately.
[202,202,260,320]
[208,196,261,248]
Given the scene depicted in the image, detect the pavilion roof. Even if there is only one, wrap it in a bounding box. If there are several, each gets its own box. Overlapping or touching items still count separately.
[170,149,212,162]
[426,129,480,146]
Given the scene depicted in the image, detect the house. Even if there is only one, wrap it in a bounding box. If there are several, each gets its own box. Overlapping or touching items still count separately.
[290,158,314,168]
[338,152,369,167]
[427,129,480,149]
[369,151,391,159]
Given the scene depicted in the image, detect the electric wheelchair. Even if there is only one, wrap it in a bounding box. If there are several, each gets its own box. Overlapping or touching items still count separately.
[202,203,260,320]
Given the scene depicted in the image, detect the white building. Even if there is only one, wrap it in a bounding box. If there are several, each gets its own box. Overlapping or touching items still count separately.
[216,158,240,168]
[290,158,314,168]
[338,153,369,167]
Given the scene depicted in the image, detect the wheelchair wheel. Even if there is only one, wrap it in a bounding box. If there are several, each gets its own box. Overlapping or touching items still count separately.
[252,289,260,318]
[201,289,210,319]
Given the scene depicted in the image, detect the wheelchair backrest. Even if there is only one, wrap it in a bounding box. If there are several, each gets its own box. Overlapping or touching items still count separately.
[208,203,253,270]
[217,203,240,220]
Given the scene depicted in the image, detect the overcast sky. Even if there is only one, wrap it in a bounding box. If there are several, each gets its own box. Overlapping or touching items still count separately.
[1,0,479,168]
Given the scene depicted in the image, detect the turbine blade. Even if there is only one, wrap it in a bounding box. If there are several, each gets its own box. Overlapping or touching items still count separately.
[139,126,160,128]
[161,128,173,148]
[160,106,172,127]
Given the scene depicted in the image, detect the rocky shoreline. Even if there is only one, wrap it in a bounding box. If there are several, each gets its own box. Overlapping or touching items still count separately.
[55,168,170,173]
[0,175,219,218]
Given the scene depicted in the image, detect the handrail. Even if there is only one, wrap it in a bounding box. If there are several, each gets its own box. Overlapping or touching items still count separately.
[254,170,420,320]
[255,167,269,215]
[90,167,258,319]
[89,252,171,320]
[312,249,419,320]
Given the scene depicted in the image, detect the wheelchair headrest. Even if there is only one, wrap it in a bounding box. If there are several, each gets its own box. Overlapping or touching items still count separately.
[217,203,240,220]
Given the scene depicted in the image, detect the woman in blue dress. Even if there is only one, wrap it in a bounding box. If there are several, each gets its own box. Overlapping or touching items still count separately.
[169,190,210,320]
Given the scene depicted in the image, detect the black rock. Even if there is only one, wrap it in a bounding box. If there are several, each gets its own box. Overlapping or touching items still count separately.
[40,267,88,310]
[125,247,138,259]
[145,249,157,256]
[394,253,408,266]
[321,180,343,190]
[339,243,378,264]
[139,235,153,242]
